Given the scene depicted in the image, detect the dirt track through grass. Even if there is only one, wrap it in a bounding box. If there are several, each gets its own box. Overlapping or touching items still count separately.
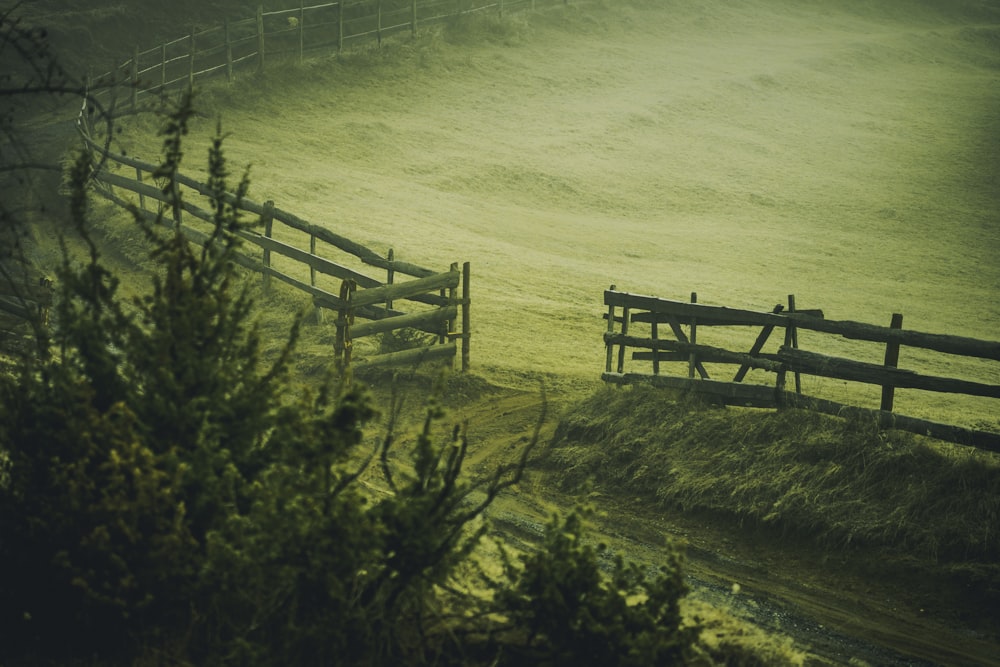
[116,0,1000,426]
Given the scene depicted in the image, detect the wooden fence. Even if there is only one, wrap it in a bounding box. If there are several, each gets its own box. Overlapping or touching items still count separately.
[603,288,1000,453]
[76,113,470,373]
[91,0,567,110]
[0,271,53,352]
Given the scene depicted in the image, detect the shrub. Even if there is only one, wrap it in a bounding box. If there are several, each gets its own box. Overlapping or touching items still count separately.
[496,507,697,667]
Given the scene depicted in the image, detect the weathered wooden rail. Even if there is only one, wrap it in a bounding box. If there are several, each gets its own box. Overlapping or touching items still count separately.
[91,0,566,110]
[0,271,53,352]
[76,116,470,372]
[603,288,1000,453]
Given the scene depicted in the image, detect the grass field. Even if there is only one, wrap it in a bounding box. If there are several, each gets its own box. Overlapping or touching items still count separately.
[94,0,1000,431]
[9,1,1000,661]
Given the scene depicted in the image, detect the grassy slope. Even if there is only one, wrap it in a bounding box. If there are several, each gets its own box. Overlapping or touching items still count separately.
[549,385,1000,563]
[81,0,1000,429]
[543,384,1000,643]
[11,1,1000,659]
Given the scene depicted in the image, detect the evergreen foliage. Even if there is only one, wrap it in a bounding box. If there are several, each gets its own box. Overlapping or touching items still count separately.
[496,508,696,667]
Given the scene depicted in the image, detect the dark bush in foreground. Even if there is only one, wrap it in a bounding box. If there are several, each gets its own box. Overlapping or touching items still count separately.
[0,95,694,666]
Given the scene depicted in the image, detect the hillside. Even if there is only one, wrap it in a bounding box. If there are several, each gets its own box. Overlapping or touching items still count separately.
[6,0,1000,664]
[83,0,1000,427]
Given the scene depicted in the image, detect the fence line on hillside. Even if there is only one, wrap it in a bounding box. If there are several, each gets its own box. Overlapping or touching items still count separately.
[76,111,471,373]
[90,0,567,110]
[603,288,1000,453]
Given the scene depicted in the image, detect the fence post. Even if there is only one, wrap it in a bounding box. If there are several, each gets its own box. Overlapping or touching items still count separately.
[160,43,167,90]
[130,45,139,109]
[299,0,305,63]
[651,317,660,375]
[257,5,265,72]
[438,263,451,345]
[881,313,904,411]
[461,261,471,371]
[617,300,630,375]
[310,233,324,323]
[224,19,233,82]
[337,1,344,53]
[605,285,616,374]
[169,176,182,227]
[135,166,146,211]
[412,0,417,37]
[786,294,801,393]
[447,261,459,352]
[335,279,356,373]
[261,200,275,291]
[688,292,698,379]
[385,248,395,310]
[377,0,383,48]
[189,28,196,88]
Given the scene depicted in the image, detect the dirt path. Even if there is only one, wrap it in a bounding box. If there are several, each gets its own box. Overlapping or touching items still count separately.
[445,386,1000,666]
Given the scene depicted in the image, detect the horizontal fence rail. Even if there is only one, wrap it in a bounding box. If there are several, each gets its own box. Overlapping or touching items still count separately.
[603,288,1000,453]
[0,274,54,349]
[90,0,566,111]
[76,114,470,372]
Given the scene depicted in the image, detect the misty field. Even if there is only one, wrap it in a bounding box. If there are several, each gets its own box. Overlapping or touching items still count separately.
[113,0,1000,428]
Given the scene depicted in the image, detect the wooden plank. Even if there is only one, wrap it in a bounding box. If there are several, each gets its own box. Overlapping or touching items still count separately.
[356,341,456,369]
[350,305,456,339]
[261,199,274,291]
[631,309,823,327]
[688,292,698,379]
[461,261,470,372]
[94,170,171,205]
[609,334,784,372]
[632,351,687,363]
[617,305,630,374]
[606,290,1000,361]
[777,346,1000,399]
[240,227,377,287]
[786,294,801,394]
[780,392,1000,454]
[350,269,459,309]
[605,283,616,374]
[735,303,784,382]
[881,313,904,411]
[601,372,777,408]
[663,315,709,379]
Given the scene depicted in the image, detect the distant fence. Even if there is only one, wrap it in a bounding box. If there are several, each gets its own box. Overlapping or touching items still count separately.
[91,0,568,110]
[76,113,470,372]
[603,288,1000,453]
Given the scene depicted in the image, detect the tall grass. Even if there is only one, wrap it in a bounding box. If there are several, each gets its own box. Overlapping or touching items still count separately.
[546,385,1000,565]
